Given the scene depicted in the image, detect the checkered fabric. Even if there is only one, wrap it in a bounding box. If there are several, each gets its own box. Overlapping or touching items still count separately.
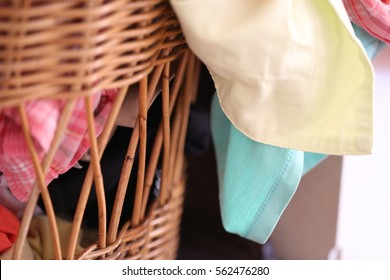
[0,89,118,202]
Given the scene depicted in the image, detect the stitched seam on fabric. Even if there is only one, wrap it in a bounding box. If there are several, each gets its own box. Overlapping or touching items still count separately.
[243,150,294,237]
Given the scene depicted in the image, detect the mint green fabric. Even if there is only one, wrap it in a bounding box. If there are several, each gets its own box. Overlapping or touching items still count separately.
[352,23,386,59]
[211,95,326,244]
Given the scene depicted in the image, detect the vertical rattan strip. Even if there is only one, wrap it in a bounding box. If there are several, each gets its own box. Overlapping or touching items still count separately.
[132,77,148,226]
[66,86,129,259]
[141,52,188,215]
[173,53,195,185]
[13,105,62,259]
[107,64,165,245]
[164,93,183,205]
[159,62,171,203]
[12,100,77,259]
[85,95,107,251]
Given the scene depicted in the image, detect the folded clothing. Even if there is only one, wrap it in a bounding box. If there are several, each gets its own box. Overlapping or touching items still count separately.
[209,24,382,245]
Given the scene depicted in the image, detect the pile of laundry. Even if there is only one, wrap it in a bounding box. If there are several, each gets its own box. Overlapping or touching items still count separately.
[1,0,389,258]
[170,0,389,244]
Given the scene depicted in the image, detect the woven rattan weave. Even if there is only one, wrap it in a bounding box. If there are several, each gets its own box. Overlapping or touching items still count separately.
[0,0,199,260]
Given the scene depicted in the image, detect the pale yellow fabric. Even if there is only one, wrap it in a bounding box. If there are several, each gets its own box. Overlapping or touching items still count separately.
[171,0,374,155]
[0,216,85,260]
[0,241,36,260]
[27,216,84,260]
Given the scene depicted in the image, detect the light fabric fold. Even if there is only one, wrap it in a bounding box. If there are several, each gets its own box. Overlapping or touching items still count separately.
[171,0,374,155]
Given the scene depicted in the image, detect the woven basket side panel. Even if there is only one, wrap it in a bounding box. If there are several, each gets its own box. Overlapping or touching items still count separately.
[75,51,196,261]
[0,0,186,108]
[0,0,193,260]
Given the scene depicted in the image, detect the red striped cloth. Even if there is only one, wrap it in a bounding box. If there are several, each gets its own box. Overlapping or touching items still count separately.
[0,89,117,202]
[343,0,390,43]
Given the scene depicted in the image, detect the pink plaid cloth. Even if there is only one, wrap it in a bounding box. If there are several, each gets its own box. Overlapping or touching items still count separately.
[343,0,390,43]
[0,89,118,202]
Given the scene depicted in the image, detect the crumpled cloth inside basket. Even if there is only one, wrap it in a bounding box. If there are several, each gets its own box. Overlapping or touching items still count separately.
[0,205,20,255]
[0,215,89,260]
[0,89,118,202]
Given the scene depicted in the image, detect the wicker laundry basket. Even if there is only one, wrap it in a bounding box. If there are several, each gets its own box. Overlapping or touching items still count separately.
[0,0,199,260]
